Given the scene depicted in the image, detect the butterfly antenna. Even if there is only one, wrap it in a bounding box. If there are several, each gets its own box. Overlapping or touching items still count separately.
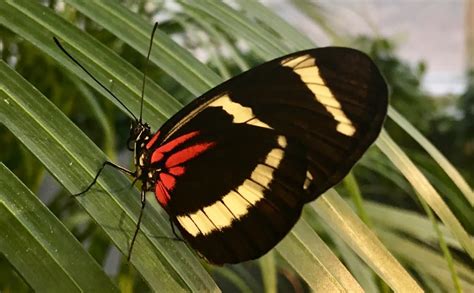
[139,22,159,123]
[53,37,138,121]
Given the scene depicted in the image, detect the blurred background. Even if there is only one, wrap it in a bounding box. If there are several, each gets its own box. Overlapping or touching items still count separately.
[1,0,473,292]
[272,1,467,95]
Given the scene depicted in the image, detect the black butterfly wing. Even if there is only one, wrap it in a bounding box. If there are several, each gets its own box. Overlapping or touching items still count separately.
[147,47,388,264]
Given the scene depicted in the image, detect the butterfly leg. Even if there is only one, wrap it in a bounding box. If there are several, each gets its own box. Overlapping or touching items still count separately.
[169,217,183,241]
[74,161,135,196]
[130,177,140,188]
[127,189,146,261]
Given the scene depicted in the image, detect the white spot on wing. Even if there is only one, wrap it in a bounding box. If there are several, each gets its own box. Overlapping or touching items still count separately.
[247,119,270,128]
[282,55,309,68]
[139,154,145,166]
[282,55,356,136]
[337,124,357,136]
[203,201,235,230]
[189,210,216,236]
[209,95,272,129]
[177,216,200,236]
[303,171,313,190]
[296,57,316,68]
[222,191,250,218]
[277,136,287,148]
[305,84,341,108]
[264,148,284,168]
[238,180,265,204]
[251,145,285,188]
[250,164,274,188]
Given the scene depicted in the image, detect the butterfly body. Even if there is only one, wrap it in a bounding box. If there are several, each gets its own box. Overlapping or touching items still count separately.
[126,47,388,264]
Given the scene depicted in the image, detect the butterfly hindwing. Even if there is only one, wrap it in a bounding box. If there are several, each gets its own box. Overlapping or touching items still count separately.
[148,110,308,263]
[146,47,388,264]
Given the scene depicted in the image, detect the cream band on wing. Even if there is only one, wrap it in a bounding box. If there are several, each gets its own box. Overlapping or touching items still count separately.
[176,180,264,236]
[177,139,287,236]
[281,55,356,137]
[303,171,313,190]
[209,95,273,129]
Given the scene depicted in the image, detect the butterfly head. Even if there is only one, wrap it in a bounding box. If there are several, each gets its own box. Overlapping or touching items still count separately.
[127,121,151,151]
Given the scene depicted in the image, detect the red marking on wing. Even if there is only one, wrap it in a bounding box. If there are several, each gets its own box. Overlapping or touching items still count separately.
[155,131,200,153]
[154,167,185,207]
[160,172,176,191]
[165,142,216,168]
[155,181,171,206]
[168,166,185,176]
[151,131,201,163]
[146,131,160,149]
[151,151,164,164]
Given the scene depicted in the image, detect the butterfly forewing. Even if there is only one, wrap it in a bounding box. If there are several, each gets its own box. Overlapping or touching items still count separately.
[145,47,388,264]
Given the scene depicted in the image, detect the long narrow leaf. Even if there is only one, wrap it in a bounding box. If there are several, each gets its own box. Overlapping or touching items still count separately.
[329,233,379,293]
[377,130,474,258]
[181,0,290,59]
[378,231,474,292]
[362,200,462,250]
[312,190,423,292]
[238,0,316,50]
[277,219,364,292]
[0,163,118,292]
[64,0,222,96]
[388,107,473,204]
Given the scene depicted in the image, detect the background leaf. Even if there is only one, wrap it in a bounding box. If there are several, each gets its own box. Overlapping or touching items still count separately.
[0,163,118,292]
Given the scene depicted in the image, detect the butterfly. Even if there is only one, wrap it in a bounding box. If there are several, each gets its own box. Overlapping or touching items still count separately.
[55,24,388,265]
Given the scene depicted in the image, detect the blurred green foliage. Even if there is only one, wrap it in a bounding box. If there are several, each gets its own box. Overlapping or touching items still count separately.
[429,70,474,182]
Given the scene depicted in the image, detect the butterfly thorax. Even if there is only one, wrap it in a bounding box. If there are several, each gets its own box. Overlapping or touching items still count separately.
[128,122,155,185]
